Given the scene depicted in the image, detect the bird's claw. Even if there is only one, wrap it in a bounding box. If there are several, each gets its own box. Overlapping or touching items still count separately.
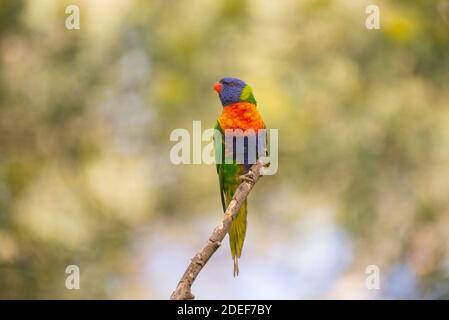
[239,171,256,185]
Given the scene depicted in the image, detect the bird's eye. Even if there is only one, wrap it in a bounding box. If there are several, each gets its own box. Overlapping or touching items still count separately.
[228,82,236,87]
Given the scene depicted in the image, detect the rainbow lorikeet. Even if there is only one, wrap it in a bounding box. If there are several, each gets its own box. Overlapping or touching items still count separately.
[213,77,266,276]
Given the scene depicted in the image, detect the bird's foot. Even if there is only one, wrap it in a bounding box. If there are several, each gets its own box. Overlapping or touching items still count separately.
[239,170,256,185]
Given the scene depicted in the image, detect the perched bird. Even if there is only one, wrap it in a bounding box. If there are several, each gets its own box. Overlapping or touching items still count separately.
[213,77,266,276]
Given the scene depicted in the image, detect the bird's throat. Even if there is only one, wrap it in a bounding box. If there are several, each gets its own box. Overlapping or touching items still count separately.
[218,102,265,131]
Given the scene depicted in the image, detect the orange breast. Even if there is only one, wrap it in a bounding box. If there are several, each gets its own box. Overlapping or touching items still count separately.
[218,102,265,131]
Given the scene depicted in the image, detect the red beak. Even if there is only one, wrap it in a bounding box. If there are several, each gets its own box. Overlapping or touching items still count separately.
[213,82,222,93]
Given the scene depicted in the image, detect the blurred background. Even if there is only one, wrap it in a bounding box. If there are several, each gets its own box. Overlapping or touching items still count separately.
[0,0,449,299]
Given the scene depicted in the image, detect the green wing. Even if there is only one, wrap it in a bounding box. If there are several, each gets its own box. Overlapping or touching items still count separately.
[214,121,226,212]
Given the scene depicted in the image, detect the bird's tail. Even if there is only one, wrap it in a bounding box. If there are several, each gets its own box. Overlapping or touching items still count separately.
[228,199,247,277]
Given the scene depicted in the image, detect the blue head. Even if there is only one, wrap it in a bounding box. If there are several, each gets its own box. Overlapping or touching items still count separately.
[214,77,256,106]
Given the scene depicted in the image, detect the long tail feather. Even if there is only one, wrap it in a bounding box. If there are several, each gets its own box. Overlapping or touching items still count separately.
[229,200,247,277]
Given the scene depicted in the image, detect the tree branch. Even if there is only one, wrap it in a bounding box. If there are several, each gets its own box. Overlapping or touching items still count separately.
[170,162,264,300]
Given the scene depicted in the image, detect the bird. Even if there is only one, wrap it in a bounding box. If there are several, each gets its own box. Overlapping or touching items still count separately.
[213,77,266,276]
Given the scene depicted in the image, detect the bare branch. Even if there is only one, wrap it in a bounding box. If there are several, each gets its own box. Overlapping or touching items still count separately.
[170,162,264,300]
